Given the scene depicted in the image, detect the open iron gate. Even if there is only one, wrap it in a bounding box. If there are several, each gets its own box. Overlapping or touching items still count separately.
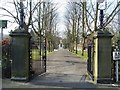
[30,35,46,76]
[87,39,120,82]
[87,38,94,80]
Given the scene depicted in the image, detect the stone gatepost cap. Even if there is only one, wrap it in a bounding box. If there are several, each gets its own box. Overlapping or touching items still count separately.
[94,29,113,38]
[9,30,31,38]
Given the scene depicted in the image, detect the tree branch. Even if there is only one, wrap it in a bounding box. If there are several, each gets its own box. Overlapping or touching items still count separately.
[104,2,120,27]
[0,7,19,24]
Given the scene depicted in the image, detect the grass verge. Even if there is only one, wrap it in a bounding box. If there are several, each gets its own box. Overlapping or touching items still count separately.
[32,49,40,60]
[72,50,88,60]
[32,49,54,60]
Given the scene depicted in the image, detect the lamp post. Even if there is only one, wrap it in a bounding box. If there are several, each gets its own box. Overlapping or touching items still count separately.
[10,0,32,81]
[93,0,114,83]
[20,0,25,31]
[98,0,106,30]
[99,10,104,29]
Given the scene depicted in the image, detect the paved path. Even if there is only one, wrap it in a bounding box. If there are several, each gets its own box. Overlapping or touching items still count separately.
[2,49,120,89]
[46,49,87,83]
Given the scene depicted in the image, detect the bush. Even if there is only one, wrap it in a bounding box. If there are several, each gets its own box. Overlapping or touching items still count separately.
[2,38,11,78]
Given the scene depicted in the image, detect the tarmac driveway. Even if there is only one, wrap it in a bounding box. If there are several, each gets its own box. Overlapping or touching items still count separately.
[2,49,120,89]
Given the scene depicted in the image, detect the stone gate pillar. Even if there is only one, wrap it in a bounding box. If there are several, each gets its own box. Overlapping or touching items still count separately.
[10,31,31,81]
[94,30,113,83]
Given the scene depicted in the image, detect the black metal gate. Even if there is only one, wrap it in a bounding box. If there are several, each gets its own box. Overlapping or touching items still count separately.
[87,38,94,80]
[30,35,46,76]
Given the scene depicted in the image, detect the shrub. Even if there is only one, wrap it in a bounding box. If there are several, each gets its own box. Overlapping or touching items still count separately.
[2,38,11,78]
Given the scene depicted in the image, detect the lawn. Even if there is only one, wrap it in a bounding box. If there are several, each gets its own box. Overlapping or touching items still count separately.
[32,49,53,60]
[73,50,88,60]
[32,49,40,60]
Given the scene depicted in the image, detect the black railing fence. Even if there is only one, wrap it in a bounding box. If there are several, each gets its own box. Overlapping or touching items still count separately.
[87,39,94,80]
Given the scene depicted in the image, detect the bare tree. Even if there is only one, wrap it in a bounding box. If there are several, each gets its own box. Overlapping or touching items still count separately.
[65,1,82,53]
[65,0,120,56]
[0,0,39,32]
[31,1,58,52]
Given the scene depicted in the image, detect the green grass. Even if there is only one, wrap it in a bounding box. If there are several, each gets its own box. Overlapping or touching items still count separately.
[72,50,88,60]
[32,49,53,60]
[47,51,53,55]
[32,49,40,60]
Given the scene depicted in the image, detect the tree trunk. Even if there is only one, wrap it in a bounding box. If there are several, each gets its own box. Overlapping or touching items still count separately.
[81,1,85,56]
[38,0,41,57]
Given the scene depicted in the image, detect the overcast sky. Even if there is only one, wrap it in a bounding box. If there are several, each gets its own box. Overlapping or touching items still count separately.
[0,0,69,36]
[0,0,118,37]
